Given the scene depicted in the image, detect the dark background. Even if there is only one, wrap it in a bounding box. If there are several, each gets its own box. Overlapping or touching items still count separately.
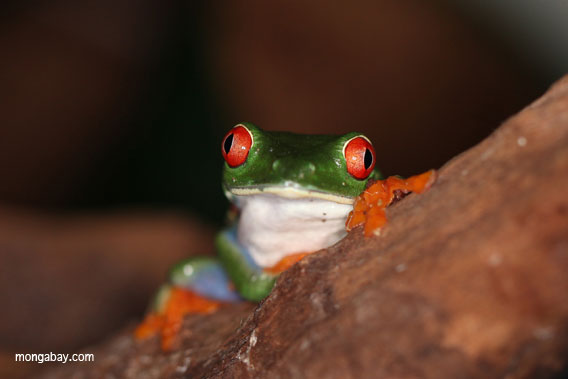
[0,1,565,376]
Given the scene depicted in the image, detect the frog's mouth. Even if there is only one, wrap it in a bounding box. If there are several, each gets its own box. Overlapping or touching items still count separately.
[226,185,355,205]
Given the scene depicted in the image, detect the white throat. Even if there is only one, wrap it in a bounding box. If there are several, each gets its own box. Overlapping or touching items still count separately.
[234,193,352,268]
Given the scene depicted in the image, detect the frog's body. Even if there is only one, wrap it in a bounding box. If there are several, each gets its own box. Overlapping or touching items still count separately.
[168,123,380,301]
[210,193,356,300]
[136,123,382,348]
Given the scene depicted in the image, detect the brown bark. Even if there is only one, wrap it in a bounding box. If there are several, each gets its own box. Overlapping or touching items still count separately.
[44,76,568,378]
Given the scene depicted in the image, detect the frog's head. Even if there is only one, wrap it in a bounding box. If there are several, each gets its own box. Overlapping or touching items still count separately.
[221,122,381,204]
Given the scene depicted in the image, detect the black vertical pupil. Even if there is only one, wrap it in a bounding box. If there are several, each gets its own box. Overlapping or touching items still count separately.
[364,148,373,169]
[223,133,234,154]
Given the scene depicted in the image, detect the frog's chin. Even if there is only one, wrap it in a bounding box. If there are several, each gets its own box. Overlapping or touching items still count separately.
[226,186,355,205]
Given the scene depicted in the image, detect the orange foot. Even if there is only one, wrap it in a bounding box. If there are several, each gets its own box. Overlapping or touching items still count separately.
[346,170,436,237]
[264,252,310,275]
[134,287,222,350]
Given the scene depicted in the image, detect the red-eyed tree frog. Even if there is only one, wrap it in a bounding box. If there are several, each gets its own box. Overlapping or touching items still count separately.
[135,122,434,349]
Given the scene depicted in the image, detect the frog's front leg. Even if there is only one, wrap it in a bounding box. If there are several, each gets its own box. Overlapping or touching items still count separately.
[346,170,436,236]
[135,256,240,350]
[215,227,279,302]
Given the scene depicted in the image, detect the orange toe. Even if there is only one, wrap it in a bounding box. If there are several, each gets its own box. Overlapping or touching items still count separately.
[135,287,222,350]
[346,170,435,237]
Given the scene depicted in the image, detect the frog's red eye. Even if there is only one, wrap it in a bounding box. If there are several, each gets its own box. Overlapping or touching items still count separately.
[222,124,253,167]
[343,136,376,179]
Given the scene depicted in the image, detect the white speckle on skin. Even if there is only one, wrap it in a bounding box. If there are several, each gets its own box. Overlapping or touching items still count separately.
[395,263,407,273]
[183,265,194,276]
[517,136,527,147]
[461,169,469,177]
[488,253,502,267]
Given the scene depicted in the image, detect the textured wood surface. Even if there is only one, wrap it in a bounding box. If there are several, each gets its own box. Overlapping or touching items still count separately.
[44,76,568,378]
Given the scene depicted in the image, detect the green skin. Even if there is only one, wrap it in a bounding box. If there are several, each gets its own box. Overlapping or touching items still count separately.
[158,123,381,308]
